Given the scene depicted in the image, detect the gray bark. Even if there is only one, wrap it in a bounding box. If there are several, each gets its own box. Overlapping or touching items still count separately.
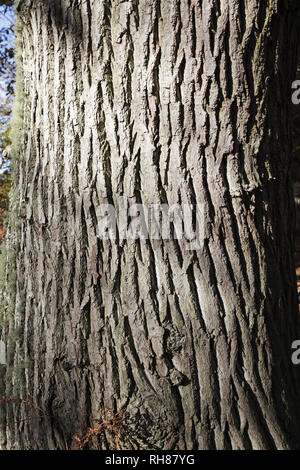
[1,0,300,450]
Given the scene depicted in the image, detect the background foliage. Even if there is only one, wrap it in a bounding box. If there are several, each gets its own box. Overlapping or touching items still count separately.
[0,1,14,241]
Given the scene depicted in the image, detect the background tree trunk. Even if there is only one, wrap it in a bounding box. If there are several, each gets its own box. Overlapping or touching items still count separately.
[1,0,300,450]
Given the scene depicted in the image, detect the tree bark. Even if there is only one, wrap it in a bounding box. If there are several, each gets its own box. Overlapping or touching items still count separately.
[1,0,300,450]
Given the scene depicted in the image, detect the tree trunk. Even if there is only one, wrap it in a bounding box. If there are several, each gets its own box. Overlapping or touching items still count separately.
[1,0,300,450]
